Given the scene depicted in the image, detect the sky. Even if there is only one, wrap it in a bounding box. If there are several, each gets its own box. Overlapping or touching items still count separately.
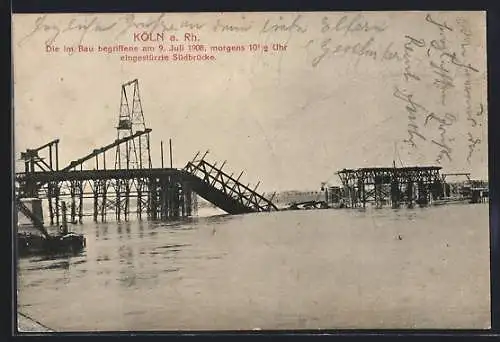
[12,12,488,192]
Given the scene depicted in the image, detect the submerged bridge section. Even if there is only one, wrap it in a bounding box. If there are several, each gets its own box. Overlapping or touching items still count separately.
[183,152,278,214]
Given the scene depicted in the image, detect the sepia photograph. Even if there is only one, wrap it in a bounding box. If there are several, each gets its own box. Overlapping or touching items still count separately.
[12,11,489,331]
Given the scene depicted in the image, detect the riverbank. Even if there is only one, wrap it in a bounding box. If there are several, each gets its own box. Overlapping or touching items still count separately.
[17,312,54,333]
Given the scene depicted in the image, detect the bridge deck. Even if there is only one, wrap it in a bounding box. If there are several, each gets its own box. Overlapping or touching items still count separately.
[16,168,185,182]
[16,160,278,216]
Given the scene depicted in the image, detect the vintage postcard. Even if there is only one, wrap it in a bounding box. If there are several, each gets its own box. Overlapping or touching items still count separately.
[12,11,489,331]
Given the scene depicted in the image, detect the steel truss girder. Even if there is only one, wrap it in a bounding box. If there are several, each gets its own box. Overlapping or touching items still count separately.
[184,156,277,212]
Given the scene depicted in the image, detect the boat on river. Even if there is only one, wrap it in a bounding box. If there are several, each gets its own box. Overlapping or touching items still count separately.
[16,198,86,257]
[17,231,86,257]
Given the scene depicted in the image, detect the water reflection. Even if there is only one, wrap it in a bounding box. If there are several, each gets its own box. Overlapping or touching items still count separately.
[26,259,70,271]
[17,205,490,330]
[118,244,137,289]
[126,222,131,239]
[24,249,86,264]
[96,253,110,263]
[203,213,239,226]
[94,223,109,241]
[154,243,191,250]
[118,245,134,266]
[139,221,145,239]
[101,221,191,289]
[21,252,89,290]
[24,279,45,288]
[19,217,238,312]
[148,223,158,237]
[151,243,190,263]
[103,224,109,239]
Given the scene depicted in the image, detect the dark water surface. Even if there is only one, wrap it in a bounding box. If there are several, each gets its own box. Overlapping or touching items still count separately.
[17,204,490,331]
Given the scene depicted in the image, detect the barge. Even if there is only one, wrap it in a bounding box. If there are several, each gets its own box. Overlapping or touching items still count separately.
[16,198,86,257]
[17,232,86,257]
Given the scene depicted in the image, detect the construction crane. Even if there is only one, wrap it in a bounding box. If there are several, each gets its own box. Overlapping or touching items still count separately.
[114,79,152,170]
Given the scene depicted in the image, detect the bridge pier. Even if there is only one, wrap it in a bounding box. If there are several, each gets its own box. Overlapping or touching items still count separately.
[159,177,167,220]
[136,178,150,220]
[406,181,414,208]
[101,180,108,222]
[20,174,194,225]
[46,182,61,226]
[182,182,193,217]
[391,180,400,209]
[47,183,54,225]
[149,178,158,220]
[374,177,383,208]
[93,182,99,223]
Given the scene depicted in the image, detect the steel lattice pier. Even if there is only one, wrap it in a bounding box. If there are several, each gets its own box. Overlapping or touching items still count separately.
[336,166,444,208]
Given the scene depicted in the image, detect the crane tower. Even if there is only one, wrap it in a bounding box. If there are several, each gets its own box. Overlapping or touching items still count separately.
[114,79,152,169]
[112,79,152,221]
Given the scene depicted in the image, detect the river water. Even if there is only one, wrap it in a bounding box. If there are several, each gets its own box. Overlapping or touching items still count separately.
[16,203,491,331]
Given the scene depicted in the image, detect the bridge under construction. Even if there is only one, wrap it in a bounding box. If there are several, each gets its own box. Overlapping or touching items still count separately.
[336,166,444,209]
[15,79,278,229]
